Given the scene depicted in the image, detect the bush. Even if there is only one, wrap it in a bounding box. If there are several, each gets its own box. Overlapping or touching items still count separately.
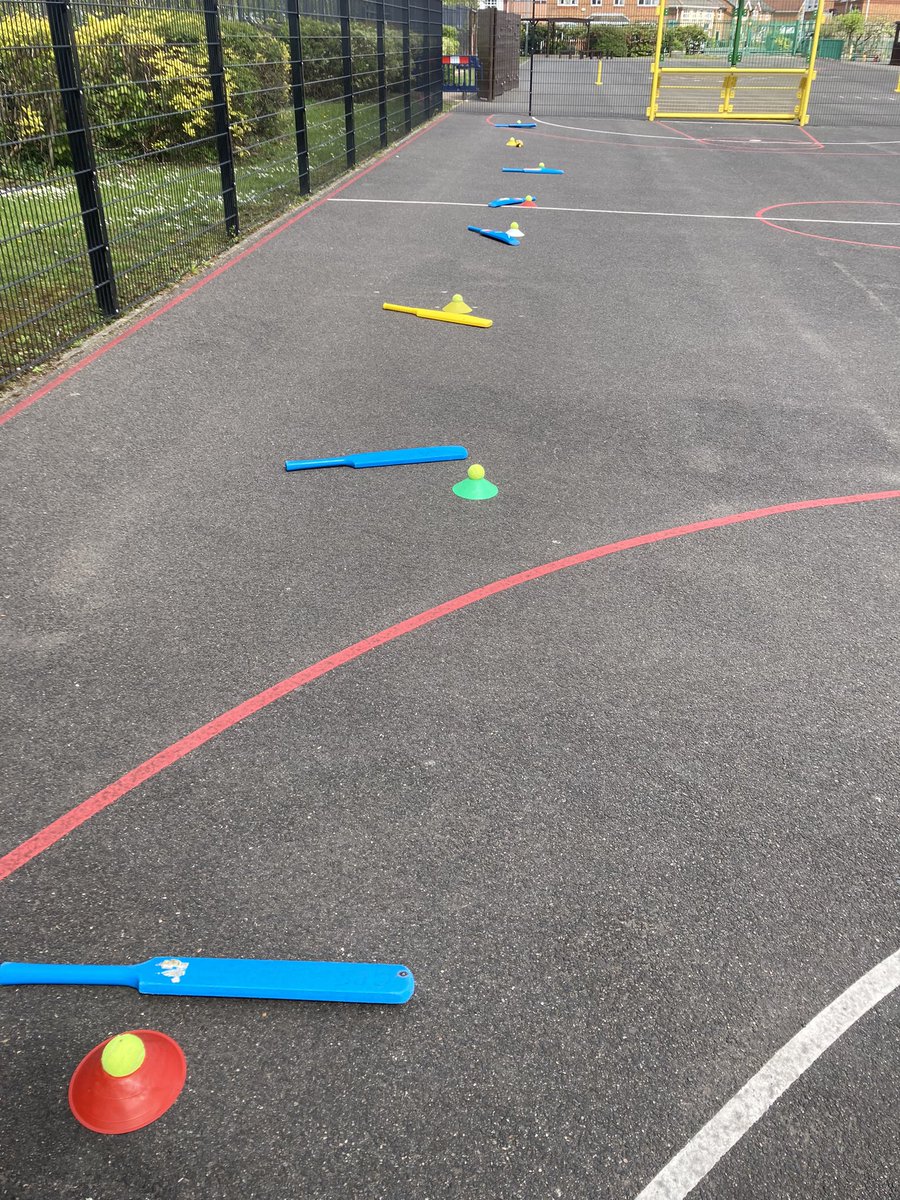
[624,25,658,57]
[673,23,708,54]
[589,26,627,57]
[0,9,290,168]
[588,24,669,58]
[0,12,65,170]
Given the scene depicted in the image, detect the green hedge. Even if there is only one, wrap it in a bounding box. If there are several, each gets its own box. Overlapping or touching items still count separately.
[0,10,289,168]
[0,11,427,173]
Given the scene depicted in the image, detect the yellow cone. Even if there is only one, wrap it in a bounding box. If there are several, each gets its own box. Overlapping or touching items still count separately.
[442,293,473,315]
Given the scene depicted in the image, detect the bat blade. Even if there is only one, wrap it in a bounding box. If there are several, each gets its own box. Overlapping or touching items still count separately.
[138,957,414,1003]
[467,226,518,246]
[345,445,467,468]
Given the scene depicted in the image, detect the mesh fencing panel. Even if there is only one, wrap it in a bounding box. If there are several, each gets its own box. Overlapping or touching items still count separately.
[0,0,441,386]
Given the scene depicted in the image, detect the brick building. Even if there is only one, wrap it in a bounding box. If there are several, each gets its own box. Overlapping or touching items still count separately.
[829,0,900,19]
[504,0,661,24]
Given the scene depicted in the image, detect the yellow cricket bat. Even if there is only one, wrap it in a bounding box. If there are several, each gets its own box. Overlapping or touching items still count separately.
[383,303,492,329]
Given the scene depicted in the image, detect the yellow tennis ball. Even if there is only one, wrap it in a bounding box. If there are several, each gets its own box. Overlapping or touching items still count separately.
[468,464,485,480]
[538,162,545,168]
[101,1033,146,1078]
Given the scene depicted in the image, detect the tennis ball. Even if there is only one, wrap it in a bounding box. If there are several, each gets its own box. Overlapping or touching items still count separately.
[468,464,485,480]
[101,1032,146,1078]
[538,162,545,168]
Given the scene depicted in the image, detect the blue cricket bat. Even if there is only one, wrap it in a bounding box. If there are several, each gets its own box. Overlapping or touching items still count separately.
[487,197,534,208]
[285,445,467,471]
[467,225,518,247]
[502,166,563,175]
[0,957,415,1004]
[494,121,537,128]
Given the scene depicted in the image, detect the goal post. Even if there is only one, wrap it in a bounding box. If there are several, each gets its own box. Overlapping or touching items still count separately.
[647,0,826,126]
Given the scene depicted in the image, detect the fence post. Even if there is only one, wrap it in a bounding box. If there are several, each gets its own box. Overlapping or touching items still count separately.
[429,0,442,117]
[45,0,118,318]
[376,0,389,148]
[402,2,413,132]
[285,0,311,193]
[528,2,536,114]
[339,0,356,168]
[203,0,239,237]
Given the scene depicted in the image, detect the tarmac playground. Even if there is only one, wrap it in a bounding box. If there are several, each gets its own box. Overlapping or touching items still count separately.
[1,108,899,1199]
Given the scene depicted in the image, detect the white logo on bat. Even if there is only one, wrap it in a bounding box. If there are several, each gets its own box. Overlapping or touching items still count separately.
[158,958,189,983]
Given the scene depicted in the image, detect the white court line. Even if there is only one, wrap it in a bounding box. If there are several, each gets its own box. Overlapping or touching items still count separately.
[633,947,900,1200]
[531,117,688,140]
[328,198,900,227]
[529,117,900,147]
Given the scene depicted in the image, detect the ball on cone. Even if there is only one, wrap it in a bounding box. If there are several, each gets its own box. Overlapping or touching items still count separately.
[453,464,498,501]
[69,1030,186,1134]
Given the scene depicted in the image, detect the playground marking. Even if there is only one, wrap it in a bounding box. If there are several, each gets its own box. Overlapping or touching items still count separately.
[757,200,900,251]
[532,118,690,140]
[1,490,898,883]
[529,117,900,148]
[329,197,900,228]
[633,947,900,1200]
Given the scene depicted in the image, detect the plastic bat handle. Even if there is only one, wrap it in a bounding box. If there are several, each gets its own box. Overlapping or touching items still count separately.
[0,962,138,987]
[284,457,348,470]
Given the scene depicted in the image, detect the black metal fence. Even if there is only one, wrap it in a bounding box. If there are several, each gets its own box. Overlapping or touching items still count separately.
[0,0,442,386]
[441,2,472,54]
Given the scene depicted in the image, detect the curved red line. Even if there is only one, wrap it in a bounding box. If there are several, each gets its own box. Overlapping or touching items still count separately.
[756,199,900,251]
[2,489,898,884]
[0,115,450,430]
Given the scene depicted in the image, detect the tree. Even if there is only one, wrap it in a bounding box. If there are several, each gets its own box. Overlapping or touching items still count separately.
[827,10,864,54]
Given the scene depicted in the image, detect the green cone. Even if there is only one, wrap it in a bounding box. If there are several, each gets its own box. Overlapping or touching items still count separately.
[453,464,498,500]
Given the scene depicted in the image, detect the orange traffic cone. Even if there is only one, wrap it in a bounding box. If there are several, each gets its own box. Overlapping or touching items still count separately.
[69,1030,186,1134]
[521,195,537,207]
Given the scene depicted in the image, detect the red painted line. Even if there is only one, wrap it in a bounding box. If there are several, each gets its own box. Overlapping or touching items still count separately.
[798,124,825,149]
[1,488,898,884]
[756,200,900,252]
[0,114,450,430]
[656,120,704,144]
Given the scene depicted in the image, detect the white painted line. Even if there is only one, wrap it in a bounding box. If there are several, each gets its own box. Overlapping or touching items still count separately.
[529,116,900,148]
[328,198,900,227]
[633,947,900,1200]
[532,117,691,140]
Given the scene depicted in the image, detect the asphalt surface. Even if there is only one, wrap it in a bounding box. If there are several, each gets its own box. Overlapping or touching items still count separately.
[1,112,898,1200]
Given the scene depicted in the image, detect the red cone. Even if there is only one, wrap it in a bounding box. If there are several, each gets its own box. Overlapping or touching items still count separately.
[69,1029,186,1134]
[521,197,537,207]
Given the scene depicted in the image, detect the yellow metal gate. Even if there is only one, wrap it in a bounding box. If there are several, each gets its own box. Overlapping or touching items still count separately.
[646,0,826,126]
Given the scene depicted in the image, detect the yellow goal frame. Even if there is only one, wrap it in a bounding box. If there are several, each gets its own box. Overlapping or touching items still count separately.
[646,0,826,126]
